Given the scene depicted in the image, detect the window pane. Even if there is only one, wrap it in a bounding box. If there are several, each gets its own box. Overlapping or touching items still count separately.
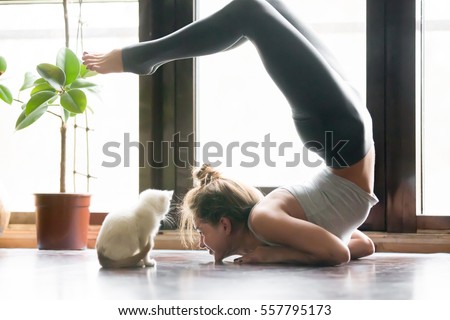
[0,2,139,212]
[418,0,450,215]
[196,0,366,186]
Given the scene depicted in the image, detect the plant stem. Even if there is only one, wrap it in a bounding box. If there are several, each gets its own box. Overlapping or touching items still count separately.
[46,110,62,119]
[60,122,67,193]
[61,0,69,193]
[85,112,90,192]
[63,0,69,48]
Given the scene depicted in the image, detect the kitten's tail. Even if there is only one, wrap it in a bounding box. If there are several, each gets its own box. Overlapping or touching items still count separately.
[97,242,151,269]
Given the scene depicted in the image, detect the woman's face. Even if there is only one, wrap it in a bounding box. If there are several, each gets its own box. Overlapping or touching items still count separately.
[194,218,232,262]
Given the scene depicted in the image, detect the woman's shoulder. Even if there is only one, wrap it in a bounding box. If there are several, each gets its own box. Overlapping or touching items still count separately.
[247,189,307,247]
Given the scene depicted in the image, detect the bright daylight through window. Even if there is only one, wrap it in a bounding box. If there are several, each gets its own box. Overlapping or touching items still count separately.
[418,0,450,215]
[196,0,366,187]
[0,1,139,212]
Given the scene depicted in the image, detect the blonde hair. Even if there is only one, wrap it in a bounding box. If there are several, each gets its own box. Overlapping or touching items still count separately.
[180,164,263,247]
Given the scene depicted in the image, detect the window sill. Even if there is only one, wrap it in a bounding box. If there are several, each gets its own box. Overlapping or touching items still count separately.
[1,225,450,252]
[0,224,186,250]
[368,231,450,253]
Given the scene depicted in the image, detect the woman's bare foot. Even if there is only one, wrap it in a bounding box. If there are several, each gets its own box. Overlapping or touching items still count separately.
[82,49,124,74]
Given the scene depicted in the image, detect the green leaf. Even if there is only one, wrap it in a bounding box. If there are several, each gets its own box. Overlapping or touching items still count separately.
[56,48,80,85]
[60,89,86,114]
[34,78,48,85]
[20,72,38,91]
[80,63,97,78]
[16,104,48,130]
[0,56,6,76]
[37,63,65,90]
[69,78,99,91]
[25,91,58,115]
[31,83,56,96]
[0,84,13,105]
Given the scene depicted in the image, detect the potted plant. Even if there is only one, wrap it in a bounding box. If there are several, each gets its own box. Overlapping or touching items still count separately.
[15,48,99,250]
[5,0,101,250]
[0,55,12,235]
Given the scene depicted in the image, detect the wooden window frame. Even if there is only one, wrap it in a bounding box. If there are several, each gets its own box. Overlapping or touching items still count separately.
[367,0,450,232]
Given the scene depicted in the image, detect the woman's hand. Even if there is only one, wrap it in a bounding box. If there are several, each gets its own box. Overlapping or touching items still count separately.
[233,245,342,266]
[234,246,285,265]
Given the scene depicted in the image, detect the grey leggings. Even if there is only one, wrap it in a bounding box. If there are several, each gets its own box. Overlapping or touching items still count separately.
[121,0,374,168]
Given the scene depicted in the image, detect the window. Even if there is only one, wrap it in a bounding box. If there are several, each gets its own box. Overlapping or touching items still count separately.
[130,0,450,233]
[0,1,139,212]
[196,0,366,187]
[417,0,450,216]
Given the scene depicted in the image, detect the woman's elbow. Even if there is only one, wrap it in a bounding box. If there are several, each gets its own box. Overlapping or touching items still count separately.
[319,246,351,266]
[332,246,351,265]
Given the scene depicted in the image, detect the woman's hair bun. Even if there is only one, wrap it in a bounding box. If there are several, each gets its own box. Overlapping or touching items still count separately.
[193,163,222,187]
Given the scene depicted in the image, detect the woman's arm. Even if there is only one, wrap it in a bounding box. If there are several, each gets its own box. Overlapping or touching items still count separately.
[235,245,332,265]
[237,230,375,265]
[245,207,351,266]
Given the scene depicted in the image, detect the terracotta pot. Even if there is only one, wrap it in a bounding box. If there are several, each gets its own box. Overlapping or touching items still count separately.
[0,183,10,235]
[35,193,91,250]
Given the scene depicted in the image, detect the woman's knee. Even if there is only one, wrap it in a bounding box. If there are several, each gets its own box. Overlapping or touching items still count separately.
[231,0,271,20]
[363,237,376,256]
[349,237,375,260]
[234,0,265,8]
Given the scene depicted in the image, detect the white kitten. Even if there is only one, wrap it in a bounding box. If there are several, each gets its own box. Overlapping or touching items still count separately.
[96,189,173,268]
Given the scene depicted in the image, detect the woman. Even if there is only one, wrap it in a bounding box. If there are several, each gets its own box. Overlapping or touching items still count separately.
[83,0,378,266]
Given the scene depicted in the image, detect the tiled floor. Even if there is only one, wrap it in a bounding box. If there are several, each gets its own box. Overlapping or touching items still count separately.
[1,249,449,300]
